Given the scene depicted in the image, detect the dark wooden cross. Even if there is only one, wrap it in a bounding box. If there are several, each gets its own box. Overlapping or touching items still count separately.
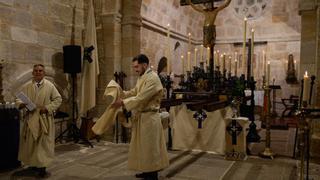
[226,119,243,145]
[193,109,207,128]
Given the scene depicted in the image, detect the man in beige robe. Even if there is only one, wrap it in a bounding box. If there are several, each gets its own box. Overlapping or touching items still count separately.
[16,64,62,178]
[112,54,169,180]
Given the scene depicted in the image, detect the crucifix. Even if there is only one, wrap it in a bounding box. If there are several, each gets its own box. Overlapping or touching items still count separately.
[193,109,207,128]
[182,0,232,89]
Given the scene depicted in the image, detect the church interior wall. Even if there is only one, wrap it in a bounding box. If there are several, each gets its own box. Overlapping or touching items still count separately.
[140,0,301,105]
[140,0,203,76]
[215,0,301,104]
[0,0,85,114]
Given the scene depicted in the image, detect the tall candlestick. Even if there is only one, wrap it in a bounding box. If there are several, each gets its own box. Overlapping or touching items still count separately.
[229,55,232,73]
[303,71,310,102]
[235,59,238,76]
[206,47,210,67]
[222,54,225,70]
[167,23,170,74]
[243,17,247,74]
[251,28,254,77]
[187,51,191,71]
[200,45,204,62]
[181,55,184,74]
[267,61,270,86]
[188,33,191,52]
[194,48,198,67]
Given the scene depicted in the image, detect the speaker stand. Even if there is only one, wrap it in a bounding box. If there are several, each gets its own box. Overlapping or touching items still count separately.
[55,74,93,148]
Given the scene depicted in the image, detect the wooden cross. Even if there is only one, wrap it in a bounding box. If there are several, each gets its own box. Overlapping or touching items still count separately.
[226,119,243,145]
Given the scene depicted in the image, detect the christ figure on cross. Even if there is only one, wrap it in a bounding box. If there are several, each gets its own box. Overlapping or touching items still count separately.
[187,0,232,47]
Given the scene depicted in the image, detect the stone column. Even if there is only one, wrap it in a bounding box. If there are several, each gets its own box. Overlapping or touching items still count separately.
[95,0,122,115]
[299,0,320,158]
[121,0,142,89]
[299,0,320,106]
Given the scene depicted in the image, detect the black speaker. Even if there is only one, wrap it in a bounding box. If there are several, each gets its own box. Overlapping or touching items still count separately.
[63,45,81,74]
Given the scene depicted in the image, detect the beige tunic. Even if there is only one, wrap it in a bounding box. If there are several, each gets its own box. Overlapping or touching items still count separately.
[17,79,62,167]
[123,68,169,172]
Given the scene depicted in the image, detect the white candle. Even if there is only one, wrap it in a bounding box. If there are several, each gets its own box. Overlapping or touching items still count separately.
[267,61,270,86]
[218,54,224,69]
[303,71,310,102]
[167,23,170,74]
[206,47,210,67]
[194,48,198,67]
[263,50,266,76]
[243,17,247,73]
[251,28,254,77]
[235,59,238,76]
[229,55,232,73]
[187,51,191,71]
[200,45,204,62]
[222,53,226,71]
[181,55,184,74]
[188,33,191,51]
[214,51,216,66]
[216,50,220,67]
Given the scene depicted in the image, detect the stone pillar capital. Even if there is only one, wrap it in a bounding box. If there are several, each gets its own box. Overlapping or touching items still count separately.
[299,0,317,14]
[101,12,122,24]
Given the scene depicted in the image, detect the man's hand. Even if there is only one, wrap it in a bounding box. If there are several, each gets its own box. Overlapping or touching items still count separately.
[19,103,26,109]
[112,98,124,108]
[39,107,48,114]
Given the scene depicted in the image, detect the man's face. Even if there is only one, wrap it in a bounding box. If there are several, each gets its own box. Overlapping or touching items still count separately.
[132,61,147,76]
[32,65,45,82]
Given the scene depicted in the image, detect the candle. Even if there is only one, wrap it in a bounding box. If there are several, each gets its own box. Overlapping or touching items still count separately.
[222,54,225,70]
[267,61,270,86]
[167,23,170,74]
[243,17,247,73]
[217,50,220,67]
[303,71,310,103]
[229,55,232,73]
[251,28,254,77]
[188,33,191,51]
[187,51,191,71]
[194,48,198,67]
[235,59,238,76]
[181,55,184,74]
[206,47,210,67]
[200,45,204,62]
[263,50,266,76]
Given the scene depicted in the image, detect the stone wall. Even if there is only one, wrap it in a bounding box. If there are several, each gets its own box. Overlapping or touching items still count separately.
[140,0,203,77]
[0,0,85,113]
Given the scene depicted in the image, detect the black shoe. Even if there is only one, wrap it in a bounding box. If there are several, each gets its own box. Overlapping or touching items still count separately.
[143,171,158,180]
[37,167,50,178]
[135,172,148,178]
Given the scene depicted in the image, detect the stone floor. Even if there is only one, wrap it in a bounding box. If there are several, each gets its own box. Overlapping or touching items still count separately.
[1,128,320,180]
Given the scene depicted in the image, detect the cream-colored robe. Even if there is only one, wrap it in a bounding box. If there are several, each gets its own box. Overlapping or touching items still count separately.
[123,68,169,172]
[17,79,62,167]
[92,80,128,135]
